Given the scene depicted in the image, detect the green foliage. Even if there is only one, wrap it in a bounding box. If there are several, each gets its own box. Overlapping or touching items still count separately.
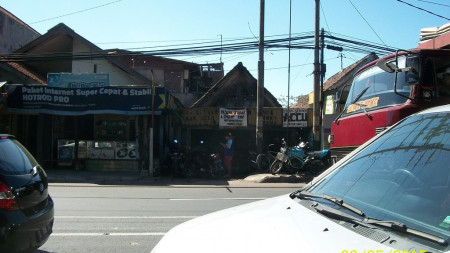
[277,95,300,108]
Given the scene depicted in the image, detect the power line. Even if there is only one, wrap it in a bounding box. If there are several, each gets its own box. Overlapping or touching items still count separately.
[396,0,450,21]
[0,32,397,63]
[29,0,122,24]
[348,0,387,46]
[414,0,450,8]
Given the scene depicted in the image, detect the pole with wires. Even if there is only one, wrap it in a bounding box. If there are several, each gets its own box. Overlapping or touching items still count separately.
[286,0,292,138]
[256,0,265,155]
[313,0,321,150]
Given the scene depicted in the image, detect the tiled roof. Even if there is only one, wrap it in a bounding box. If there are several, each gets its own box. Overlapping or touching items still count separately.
[290,53,378,109]
[0,57,46,84]
[290,95,309,109]
[323,53,378,91]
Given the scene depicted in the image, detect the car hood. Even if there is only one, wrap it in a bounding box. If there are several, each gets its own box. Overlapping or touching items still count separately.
[151,194,397,253]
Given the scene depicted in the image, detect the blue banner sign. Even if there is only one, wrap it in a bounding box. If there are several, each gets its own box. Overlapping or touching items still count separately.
[47,73,110,88]
[6,85,166,116]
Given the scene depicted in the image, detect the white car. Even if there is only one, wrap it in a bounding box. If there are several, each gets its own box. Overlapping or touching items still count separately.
[151,105,450,253]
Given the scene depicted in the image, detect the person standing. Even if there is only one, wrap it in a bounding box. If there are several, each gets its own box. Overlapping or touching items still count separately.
[220,133,234,178]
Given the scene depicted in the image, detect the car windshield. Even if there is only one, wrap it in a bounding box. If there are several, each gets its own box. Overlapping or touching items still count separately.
[310,111,450,242]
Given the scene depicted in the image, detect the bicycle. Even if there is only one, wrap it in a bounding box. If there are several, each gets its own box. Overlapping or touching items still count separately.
[255,144,277,173]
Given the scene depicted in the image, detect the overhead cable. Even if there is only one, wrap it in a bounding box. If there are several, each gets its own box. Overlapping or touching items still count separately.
[396,0,450,21]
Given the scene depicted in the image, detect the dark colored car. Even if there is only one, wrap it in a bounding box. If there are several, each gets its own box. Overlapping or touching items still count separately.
[0,135,54,253]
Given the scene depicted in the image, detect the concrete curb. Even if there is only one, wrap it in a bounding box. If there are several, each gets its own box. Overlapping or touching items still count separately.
[46,170,312,186]
[243,173,313,183]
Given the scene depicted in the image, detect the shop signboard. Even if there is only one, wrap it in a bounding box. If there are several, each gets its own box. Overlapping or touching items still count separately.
[283,108,308,127]
[6,85,166,115]
[219,108,247,127]
[183,108,218,126]
[87,141,115,159]
[47,73,110,88]
[325,95,335,115]
[114,142,138,160]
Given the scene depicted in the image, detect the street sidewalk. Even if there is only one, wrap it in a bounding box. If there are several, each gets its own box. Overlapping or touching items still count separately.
[46,169,312,187]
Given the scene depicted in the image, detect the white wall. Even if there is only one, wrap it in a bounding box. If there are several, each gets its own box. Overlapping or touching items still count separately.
[71,40,146,86]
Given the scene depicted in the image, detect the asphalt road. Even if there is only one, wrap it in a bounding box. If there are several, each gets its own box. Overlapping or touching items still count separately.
[37,183,301,253]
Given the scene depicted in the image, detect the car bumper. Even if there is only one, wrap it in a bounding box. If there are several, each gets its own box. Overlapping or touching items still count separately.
[0,196,54,252]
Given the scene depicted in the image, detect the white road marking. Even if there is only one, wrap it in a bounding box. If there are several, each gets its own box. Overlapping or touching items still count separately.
[51,232,166,236]
[169,197,264,201]
[56,216,197,219]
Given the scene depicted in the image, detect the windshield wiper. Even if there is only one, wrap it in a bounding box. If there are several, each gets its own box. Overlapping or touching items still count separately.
[334,86,370,123]
[351,86,370,105]
[312,202,448,246]
[365,218,448,246]
[290,190,365,217]
[355,102,372,119]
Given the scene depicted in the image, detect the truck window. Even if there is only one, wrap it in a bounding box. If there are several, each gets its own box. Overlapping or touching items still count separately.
[436,58,450,97]
[343,56,412,116]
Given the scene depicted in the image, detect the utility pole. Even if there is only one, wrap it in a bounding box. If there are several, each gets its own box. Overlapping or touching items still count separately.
[149,69,155,177]
[256,0,265,154]
[218,34,223,63]
[313,0,321,150]
[320,28,325,150]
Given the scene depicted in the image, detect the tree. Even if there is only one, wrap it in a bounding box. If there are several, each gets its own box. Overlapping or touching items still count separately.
[277,95,303,108]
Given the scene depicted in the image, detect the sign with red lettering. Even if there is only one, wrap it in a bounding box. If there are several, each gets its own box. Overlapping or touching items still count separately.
[219,108,247,128]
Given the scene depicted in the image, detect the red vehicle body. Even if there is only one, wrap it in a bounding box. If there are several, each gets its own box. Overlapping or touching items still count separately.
[330,33,450,159]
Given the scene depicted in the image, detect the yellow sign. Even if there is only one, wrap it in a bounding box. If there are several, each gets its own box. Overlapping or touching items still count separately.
[325,95,335,115]
[347,97,380,113]
[183,108,283,127]
[183,108,218,126]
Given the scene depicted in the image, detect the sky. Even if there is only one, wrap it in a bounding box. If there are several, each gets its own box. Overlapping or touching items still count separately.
[1,0,449,103]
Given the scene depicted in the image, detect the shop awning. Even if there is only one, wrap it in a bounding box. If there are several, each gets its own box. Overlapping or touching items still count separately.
[6,84,166,116]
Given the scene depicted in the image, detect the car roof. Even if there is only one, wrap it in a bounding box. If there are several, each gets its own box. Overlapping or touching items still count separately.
[416,104,450,115]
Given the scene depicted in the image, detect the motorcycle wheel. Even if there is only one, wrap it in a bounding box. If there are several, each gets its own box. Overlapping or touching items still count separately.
[210,162,225,178]
[270,160,284,175]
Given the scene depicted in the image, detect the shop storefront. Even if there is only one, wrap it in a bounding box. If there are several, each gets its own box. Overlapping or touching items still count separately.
[6,84,166,172]
[182,107,285,174]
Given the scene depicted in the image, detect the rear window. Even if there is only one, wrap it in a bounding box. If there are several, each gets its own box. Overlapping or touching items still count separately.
[0,138,38,175]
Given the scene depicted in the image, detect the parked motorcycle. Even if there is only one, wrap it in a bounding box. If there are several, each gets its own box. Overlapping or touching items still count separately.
[270,138,331,175]
[184,141,226,178]
[168,139,185,177]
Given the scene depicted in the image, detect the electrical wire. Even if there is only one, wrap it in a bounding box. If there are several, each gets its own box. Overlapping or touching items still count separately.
[29,0,122,24]
[414,0,450,8]
[396,0,450,21]
[348,0,387,46]
[0,32,397,63]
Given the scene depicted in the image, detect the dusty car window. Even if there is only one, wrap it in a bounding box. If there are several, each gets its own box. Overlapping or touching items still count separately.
[311,112,450,240]
[0,138,37,175]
